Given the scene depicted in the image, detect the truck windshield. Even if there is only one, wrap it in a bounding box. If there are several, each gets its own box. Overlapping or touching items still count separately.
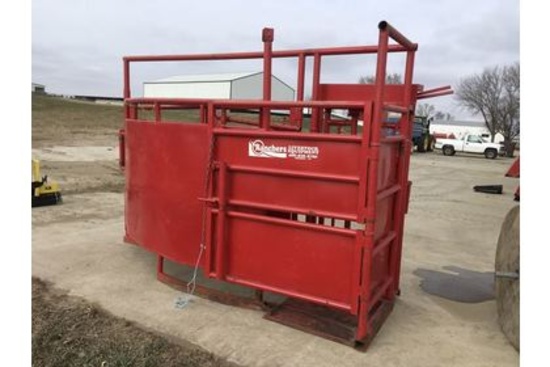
[467,136,483,143]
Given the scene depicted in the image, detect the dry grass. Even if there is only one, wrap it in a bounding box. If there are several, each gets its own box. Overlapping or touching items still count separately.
[32,277,239,367]
[32,94,124,147]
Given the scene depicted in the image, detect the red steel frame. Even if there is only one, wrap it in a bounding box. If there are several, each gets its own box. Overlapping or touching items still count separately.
[121,21,451,346]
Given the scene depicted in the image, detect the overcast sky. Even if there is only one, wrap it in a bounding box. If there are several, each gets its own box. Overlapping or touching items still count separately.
[32,0,519,120]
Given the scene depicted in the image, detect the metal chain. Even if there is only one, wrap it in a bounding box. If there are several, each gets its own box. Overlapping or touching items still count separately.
[175,124,217,309]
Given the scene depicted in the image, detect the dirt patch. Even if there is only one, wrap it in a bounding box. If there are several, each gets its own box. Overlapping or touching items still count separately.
[32,94,126,195]
[38,160,125,195]
[32,277,239,367]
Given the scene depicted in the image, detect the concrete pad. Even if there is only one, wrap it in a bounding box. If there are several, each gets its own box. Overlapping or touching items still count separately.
[32,146,117,162]
[32,152,520,366]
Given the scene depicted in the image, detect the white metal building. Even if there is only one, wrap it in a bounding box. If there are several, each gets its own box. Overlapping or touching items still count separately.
[143,72,295,101]
[32,83,46,93]
[430,120,505,143]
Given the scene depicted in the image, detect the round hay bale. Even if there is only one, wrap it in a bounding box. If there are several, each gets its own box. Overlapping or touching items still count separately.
[495,205,520,350]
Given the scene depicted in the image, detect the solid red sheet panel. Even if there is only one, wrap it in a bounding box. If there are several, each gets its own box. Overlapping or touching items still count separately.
[223,214,357,309]
[124,120,208,265]
[229,171,359,218]
[214,133,362,178]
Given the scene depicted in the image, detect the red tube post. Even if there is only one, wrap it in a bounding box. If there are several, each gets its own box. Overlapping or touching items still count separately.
[261,28,274,129]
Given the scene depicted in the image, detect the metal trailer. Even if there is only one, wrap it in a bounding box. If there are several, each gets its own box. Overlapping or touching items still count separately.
[120,21,452,349]
[412,116,432,152]
[386,115,434,153]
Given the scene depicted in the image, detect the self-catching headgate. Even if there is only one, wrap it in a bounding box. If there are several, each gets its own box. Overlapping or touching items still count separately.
[120,21,452,349]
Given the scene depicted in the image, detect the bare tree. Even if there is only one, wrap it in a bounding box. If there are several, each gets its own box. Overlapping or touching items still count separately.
[456,63,519,156]
[358,73,402,84]
[434,111,454,121]
[497,64,520,156]
[415,103,435,119]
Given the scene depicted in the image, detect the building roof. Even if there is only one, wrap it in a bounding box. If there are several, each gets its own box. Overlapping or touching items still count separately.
[32,83,45,88]
[147,72,262,84]
[431,119,486,128]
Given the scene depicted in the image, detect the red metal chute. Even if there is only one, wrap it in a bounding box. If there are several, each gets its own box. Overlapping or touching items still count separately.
[121,20,448,348]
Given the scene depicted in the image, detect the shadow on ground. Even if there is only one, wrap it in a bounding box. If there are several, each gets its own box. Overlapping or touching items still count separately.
[413,266,494,303]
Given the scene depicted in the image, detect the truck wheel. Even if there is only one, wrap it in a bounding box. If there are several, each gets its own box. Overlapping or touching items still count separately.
[442,145,455,156]
[485,148,498,159]
[417,135,429,153]
[427,135,435,152]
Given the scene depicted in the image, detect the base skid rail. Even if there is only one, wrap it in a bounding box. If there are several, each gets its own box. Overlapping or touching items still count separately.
[265,298,394,350]
[156,255,270,311]
[157,254,393,350]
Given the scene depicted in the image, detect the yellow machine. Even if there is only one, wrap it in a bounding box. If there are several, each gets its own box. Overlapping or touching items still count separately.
[32,159,62,207]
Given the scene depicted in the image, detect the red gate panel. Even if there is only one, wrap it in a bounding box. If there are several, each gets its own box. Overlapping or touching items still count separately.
[124,120,208,264]
[215,132,362,218]
[223,214,356,310]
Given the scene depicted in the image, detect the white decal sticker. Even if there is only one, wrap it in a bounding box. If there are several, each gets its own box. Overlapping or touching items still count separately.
[248,140,319,160]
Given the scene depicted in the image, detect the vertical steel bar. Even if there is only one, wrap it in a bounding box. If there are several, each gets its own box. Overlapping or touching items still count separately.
[372,31,389,137]
[290,53,307,128]
[323,109,331,133]
[129,104,138,120]
[356,227,374,340]
[204,204,214,276]
[297,53,306,102]
[204,101,216,276]
[215,162,228,280]
[356,28,390,341]
[355,102,374,335]
[221,109,228,127]
[386,49,416,300]
[207,102,215,128]
[154,102,161,122]
[200,105,205,124]
[118,129,125,168]
[156,255,164,277]
[261,28,274,130]
[357,103,373,222]
[351,116,358,136]
[123,59,131,119]
[310,53,322,132]
[350,232,362,315]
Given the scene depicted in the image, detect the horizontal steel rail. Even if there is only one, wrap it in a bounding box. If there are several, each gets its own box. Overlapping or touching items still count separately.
[377,184,401,202]
[383,103,409,114]
[228,164,360,184]
[214,128,362,143]
[126,98,365,110]
[378,21,418,51]
[124,44,411,63]
[224,275,351,311]
[368,278,393,309]
[210,209,357,237]
[418,85,452,96]
[417,89,454,100]
[227,199,358,222]
[380,135,405,144]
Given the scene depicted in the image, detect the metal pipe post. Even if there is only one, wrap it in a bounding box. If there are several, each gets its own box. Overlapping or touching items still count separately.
[261,28,274,129]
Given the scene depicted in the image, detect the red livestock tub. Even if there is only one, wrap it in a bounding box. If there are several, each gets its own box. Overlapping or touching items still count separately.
[120,20,452,348]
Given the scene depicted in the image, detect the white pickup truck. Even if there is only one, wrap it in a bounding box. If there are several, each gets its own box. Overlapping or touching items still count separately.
[434,134,504,159]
